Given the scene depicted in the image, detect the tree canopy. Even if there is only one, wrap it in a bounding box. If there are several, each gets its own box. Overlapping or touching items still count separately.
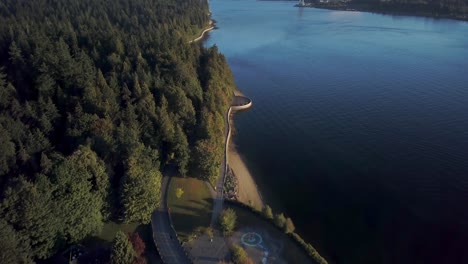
[0,0,235,260]
[111,231,135,264]
[220,208,237,234]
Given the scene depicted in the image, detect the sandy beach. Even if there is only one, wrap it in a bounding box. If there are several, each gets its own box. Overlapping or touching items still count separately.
[227,91,264,210]
[227,144,264,210]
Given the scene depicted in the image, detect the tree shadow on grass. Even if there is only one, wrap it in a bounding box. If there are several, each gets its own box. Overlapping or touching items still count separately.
[170,210,213,241]
[188,198,212,206]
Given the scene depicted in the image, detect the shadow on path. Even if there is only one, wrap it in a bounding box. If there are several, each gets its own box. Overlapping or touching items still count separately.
[151,176,191,264]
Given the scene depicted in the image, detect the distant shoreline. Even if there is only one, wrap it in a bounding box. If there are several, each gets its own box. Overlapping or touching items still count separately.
[297,3,468,22]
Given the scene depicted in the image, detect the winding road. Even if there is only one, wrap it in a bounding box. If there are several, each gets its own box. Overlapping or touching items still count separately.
[151,176,191,264]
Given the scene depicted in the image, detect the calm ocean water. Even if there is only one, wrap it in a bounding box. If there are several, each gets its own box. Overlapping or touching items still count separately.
[205,1,468,263]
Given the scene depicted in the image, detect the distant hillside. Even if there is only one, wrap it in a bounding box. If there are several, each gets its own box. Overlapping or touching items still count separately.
[302,0,468,20]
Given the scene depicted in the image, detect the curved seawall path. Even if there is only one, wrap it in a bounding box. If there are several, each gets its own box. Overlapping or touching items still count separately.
[189,21,214,43]
[209,95,253,226]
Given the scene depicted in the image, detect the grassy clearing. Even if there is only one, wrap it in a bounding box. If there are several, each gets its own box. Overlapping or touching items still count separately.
[167,176,213,241]
[98,221,140,242]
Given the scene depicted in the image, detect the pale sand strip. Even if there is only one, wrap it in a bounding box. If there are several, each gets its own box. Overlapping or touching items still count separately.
[228,138,264,210]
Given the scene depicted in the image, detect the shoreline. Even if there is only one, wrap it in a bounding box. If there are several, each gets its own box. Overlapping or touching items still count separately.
[227,142,264,210]
[189,20,215,43]
[227,90,264,210]
[298,4,468,22]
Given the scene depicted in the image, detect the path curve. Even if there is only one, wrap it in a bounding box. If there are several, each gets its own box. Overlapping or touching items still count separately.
[210,95,252,226]
[189,22,214,43]
[152,176,191,264]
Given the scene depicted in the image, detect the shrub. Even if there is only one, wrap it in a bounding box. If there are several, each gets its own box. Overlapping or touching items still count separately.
[220,208,237,234]
[274,213,286,229]
[111,231,135,264]
[129,232,145,256]
[205,227,214,239]
[284,217,295,234]
[175,187,184,199]
[230,245,254,264]
[291,232,328,264]
[262,205,273,219]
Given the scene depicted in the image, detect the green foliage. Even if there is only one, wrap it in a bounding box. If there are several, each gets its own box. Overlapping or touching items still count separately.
[205,226,214,239]
[176,187,184,199]
[51,148,106,242]
[262,205,274,220]
[0,219,33,263]
[309,0,468,19]
[230,245,254,264]
[173,124,190,176]
[291,232,328,264]
[0,176,58,259]
[284,217,295,234]
[111,231,135,264]
[193,139,221,184]
[0,0,235,259]
[220,208,237,234]
[274,213,287,229]
[0,124,15,175]
[121,145,162,224]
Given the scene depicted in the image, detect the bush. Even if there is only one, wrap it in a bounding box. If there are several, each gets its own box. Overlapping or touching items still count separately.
[274,213,286,229]
[262,205,273,219]
[205,227,214,239]
[111,231,135,264]
[284,217,295,233]
[220,208,237,234]
[129,233,145,256]
[230,245,254,264]
[175,187,184,199]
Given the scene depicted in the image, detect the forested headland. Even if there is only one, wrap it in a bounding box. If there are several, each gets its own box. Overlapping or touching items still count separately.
[303,0,468,20]
[0,0,235,262]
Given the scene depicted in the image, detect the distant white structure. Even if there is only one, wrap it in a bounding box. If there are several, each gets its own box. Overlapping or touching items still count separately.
[298,0,305,6]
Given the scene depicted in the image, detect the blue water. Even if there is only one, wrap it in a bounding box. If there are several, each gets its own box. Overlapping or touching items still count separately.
[205,1,468,263]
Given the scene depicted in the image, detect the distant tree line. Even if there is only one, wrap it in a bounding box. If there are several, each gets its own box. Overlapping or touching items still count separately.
[0,0,235,261]
[306,0,468,19]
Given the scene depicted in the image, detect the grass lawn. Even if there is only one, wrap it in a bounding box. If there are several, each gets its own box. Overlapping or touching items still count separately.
[167,176,213,241]
[98,221,140,242]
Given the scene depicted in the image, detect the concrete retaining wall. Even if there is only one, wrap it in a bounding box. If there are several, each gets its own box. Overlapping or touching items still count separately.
[231,96,252,111]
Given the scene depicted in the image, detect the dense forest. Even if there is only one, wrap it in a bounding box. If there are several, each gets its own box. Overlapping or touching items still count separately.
[305,0,468,19]
[0,0,235,262]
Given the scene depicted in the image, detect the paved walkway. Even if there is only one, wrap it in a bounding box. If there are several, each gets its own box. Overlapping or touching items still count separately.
[152,176,191,264]
[209,105,232,226]
[153,96,251,264]
[189,101,235,263]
